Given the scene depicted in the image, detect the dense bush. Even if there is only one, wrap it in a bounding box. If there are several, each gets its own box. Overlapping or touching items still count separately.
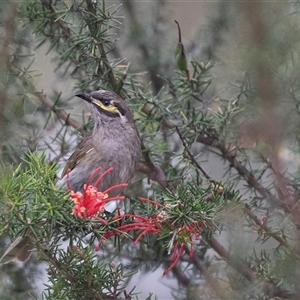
[1,1,300,299]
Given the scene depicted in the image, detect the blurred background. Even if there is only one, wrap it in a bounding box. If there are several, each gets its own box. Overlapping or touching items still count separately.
[1,1,300,299]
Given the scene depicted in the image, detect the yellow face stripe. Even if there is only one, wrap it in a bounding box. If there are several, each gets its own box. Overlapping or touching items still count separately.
[92,99,120,115]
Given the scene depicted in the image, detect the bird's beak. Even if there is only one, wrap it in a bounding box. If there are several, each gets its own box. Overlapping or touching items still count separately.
[75,93,92,103]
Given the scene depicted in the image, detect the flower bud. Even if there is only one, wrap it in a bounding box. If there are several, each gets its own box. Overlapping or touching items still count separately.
[176,50,188,71]
[174,20,189,80]
[174,20,184,58]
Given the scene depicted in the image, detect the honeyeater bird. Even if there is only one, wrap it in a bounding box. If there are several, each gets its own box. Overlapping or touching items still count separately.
[0,89,141,263]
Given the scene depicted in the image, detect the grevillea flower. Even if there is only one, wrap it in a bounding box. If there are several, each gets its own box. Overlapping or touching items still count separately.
[95,198,164,251]
[163,242,185,275]
[67,167,128,223]
[163,222,203,275]
[68,172,211,276]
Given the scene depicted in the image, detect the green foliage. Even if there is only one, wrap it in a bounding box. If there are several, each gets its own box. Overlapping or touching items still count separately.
[0,152,141,299]
[0,152,70,237]
[1,0,300,299]
[43,245,136,299]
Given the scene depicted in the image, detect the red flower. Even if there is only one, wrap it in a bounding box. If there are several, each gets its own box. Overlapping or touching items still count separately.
[96,212,164,251]
[163,242,185,275]
[95,198,164,250]
[68,167,127,223]
[68,174,209,276]
[163,222,203,275]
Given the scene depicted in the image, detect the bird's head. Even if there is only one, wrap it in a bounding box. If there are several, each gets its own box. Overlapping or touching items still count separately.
[75,90,132,127]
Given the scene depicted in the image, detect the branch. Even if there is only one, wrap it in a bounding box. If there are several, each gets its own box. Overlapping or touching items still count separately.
[176,126,215,183]
[34,91,85,135]
[123,1,164,93]
[0,3,17,128]
[171,265,190,286]
[176,125,294,254]
[41,0,71,38]
[140,99,296,214]
[85,0,117,90]
[202,139,300,215]
[139,140,167,187]
[186,246,230,300]
[207,236,294,299]
[243,205,295,252]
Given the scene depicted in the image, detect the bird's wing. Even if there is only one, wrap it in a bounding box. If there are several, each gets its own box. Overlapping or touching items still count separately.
[61,134,94,178]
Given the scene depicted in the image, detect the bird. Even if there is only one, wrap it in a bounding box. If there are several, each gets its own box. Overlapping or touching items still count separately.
[0,89,141,264]
[62,90,141,195]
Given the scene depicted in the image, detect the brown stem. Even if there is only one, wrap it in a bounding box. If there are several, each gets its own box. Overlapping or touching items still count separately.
[209,140,298,214]
[243,205,295,253]
[138,140,167,187]
[208,236,256,281]
[207,236,294,298]
[122,1,164,93]
[186,246,230,300]
[171,265,190,286]
[176,126,213,182]
[41,0,72,38]
[34,92,85,135]
[85,0,117,90]
[0,3,17,138]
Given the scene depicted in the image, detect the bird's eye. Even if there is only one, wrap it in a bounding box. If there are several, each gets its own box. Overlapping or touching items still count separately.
[103,99,110,106]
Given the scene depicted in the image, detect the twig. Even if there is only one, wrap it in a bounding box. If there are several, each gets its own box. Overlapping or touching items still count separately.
[39,246,75,284]
[207,236,256,281]
[34,91,85,135]
[211,141,299,214]
[0,3,16,127]
[122,1,164,93]
[176,126,214,183]
[176,125,295,252]
[260,154,293,201]
[85,0,117,89]
[139,140,167,187]
[171,265,190,286]
[41,0,72,38]
[207,236,294,299]
[243,205,295,252]
[186,245,230,300]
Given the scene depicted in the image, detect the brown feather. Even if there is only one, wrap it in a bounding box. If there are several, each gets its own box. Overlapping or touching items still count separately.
[61,134,94,178]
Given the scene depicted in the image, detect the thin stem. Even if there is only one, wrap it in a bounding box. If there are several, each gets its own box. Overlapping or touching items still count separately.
[186,245,230,300]
[207,236,294,299]
[35,92,84,135]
